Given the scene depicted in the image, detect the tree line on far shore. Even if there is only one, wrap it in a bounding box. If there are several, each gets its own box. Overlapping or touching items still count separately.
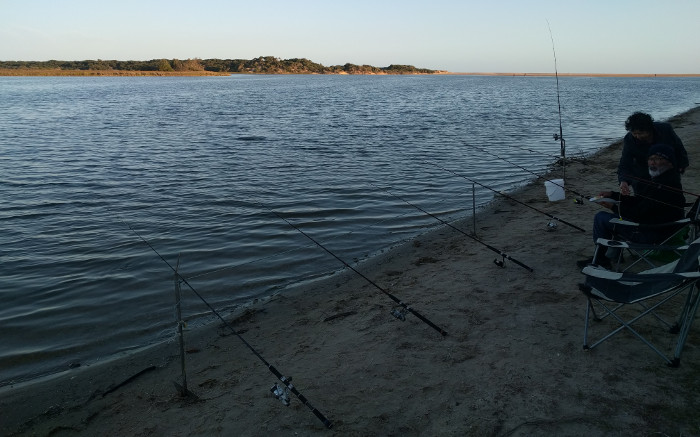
[0,56,441,74]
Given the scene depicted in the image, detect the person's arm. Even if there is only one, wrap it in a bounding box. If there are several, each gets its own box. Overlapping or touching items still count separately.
[658,123,689,172]
[670,128,689,172]
[617,134,635,193]
[619,182,685,224]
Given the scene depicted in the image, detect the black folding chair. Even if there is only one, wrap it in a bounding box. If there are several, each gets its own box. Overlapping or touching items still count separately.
[579,237,700,366]
[601,197,700,272]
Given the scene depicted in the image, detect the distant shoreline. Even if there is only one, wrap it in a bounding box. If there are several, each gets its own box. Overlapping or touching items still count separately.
[1,56,697,77]
[1,69,698,78]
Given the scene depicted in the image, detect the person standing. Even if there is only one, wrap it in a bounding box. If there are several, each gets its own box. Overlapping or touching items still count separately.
[617,112,688,195]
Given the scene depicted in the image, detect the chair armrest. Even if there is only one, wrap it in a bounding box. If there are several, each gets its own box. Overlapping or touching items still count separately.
[582,265,700,281]
[608,217,690,230]
[594,238,689,252]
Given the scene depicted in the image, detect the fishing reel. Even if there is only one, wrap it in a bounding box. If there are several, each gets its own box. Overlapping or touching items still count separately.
[270,380,291,406]
[390,307,407,321]
[493,256,505,268]
[553,133,563,141]
[546,220,558,231]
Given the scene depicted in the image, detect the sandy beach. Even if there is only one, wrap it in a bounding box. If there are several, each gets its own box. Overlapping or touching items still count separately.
[2,107,700,436]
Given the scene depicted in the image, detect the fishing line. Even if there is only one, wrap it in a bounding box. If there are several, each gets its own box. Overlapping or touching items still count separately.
[458,142,689,217]
[547,19,566,180]
[621,173,700,199]
[425,159,587,233]
[185,202,419,281]
[464,142,689,214]
[367,181,534,272]
[184,180,459,280]
[257,201,448,337]
[463,142,591,202]
[508,143,563,160]
[542,23,682,213]
[120,217,333,429]
[611,172,692,214]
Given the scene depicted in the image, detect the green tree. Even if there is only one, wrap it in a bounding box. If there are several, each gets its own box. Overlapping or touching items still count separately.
[157,59,174,72]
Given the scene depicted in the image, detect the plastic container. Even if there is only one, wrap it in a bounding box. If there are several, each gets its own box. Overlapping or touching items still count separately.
[545,178,565,201]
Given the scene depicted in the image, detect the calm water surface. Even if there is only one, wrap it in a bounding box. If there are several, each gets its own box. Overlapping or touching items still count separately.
[1,74,699,386]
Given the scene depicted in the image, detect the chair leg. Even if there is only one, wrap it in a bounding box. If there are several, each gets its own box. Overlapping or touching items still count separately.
[583,299,592,349]
[672,285,700,365]
[582,290,692,366]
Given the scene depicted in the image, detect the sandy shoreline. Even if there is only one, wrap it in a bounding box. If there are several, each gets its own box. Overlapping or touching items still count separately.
[3,106,700,436]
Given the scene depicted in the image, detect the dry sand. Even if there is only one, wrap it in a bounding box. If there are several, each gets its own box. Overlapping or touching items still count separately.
[2,107,700,437]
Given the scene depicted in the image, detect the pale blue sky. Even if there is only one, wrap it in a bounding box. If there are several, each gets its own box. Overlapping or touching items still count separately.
[1,0,698,73]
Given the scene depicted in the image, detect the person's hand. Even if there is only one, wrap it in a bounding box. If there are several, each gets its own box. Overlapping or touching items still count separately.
[597,191,615,209]
[619,181,631,196]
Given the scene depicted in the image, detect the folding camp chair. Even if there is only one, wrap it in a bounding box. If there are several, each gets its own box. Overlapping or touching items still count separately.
[602,197,700,272]
[579,236,700,366]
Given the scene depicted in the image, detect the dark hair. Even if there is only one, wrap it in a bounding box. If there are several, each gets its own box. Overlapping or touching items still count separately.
[625,112,654,132]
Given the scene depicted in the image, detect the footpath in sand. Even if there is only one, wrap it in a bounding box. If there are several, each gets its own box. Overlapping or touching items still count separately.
[2,107,700,436]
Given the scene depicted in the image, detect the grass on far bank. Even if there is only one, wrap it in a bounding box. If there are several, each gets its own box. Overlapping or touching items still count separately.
[0,69,231,77]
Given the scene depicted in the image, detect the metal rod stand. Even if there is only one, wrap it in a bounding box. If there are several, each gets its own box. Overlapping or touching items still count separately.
[173,255,198,399]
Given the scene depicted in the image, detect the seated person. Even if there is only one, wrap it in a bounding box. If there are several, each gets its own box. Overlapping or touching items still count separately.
[580,143,686,269]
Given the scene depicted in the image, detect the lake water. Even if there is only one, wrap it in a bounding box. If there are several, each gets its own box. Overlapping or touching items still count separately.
[1,74,699,386]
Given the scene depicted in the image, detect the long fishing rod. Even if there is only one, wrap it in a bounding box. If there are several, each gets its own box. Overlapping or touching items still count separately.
[463,142,591,202]
[510,143,562,160]
[547,20,566,181]
[465,142,689,213]
[121,219,333,429]
[610,172,692,214]
[622,172,700,199]
[185,200,418,282]
[368,182,534,272]
[466,136,690,213]
[425,160,587,233]
[259,202,448,337]
[465,142,687,215]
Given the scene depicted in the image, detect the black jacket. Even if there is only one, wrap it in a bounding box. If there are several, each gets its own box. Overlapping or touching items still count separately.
[612,168,686,224]
[617,122,689,185]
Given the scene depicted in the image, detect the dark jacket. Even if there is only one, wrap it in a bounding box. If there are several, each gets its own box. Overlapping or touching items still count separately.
[612,168,686,224]
[617,122,689,186]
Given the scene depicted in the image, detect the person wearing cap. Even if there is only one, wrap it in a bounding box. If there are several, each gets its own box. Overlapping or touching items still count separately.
[579,143,686,269]
[618,111,688,195]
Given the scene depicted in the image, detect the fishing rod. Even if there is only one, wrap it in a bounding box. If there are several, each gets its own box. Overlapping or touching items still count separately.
[367,181,534,272]
[510,143,562,160]
[547,20,566,181]
[609,172,692,214]
[465,142,689,213]
[259,202,448,337]
[425,159,587,233]
[463,142,591,202]
[121,219,333,429]
[185,200,418,282]
[622,172,700,199]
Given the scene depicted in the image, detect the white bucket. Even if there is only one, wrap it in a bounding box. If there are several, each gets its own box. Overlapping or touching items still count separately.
[544,179,565,201]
